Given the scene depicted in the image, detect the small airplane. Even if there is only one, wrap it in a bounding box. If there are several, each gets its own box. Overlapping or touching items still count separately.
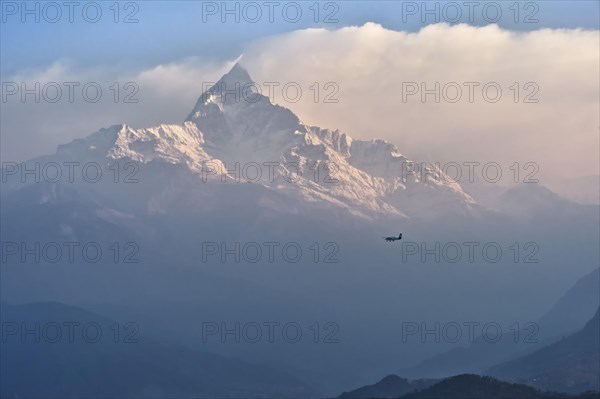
[383,233,402,242]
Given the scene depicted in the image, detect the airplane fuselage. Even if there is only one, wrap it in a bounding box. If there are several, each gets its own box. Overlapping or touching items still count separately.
[384,234,402,242]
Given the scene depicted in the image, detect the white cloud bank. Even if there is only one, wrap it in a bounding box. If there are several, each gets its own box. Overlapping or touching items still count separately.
[2,23,598,189]
[242,23,599,185]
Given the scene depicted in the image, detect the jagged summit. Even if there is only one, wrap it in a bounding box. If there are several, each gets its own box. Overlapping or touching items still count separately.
[217,62,253,87]
[186,62,259,119]
[185,63,305,162]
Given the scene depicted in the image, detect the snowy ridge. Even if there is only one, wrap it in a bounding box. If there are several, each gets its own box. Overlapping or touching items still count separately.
[107,122,221,173]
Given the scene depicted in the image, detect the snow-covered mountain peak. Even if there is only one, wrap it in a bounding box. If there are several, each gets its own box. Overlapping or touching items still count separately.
[184,64,308,164]
[186,63,271,118]
[35,64,478,220]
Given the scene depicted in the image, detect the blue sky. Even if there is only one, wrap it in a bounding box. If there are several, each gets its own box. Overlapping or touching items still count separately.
[1,1,599,76]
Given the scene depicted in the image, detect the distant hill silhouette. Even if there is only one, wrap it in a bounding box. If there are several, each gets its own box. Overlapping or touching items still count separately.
[338,374,437,398]
[338,374,600,399]
[398,374,598,399]
[399,374,546,398]
[403,268,600,379]
[537,269,600,337]
[488,308,600,394]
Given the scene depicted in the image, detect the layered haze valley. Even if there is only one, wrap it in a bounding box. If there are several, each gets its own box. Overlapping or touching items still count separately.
[1,63,598,397]
[2,4,599,395]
